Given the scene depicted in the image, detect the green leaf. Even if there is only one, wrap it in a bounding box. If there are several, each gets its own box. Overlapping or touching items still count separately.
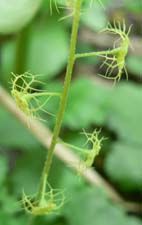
[39,81,63,128]
[64,187,142,225]
[0,212,27,225]
[26,16,69,79]
[11,148,46,195]
[63,78,111,129]
[81,2,108,31]
[42,79,111,129]
[0,0,42,34]
[2,40,16,85]
[124,0,142,13]
[0,189,19,214]
[35,215,67,225]
[0,154,8,185]
[48,156,85,198]
[2,16,69,81]
[108,82,142,146]
[126,55,142,76]
[0,212,16,225]
[0,106,39,149]
[105,142,142,191]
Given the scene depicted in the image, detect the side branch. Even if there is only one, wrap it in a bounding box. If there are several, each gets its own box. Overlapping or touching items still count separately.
[75,48,120,60]
[0,86,140,213]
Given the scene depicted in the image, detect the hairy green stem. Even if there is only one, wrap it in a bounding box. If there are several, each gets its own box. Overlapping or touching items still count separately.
[37,0,83,203]
[75,47,120,60]
[61,141,89,154]
[25,92,61,99]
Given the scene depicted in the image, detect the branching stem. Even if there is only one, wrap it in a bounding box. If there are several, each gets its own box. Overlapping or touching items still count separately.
[75,47,120,60]
[37,0,83,203]
[25,92,61,99]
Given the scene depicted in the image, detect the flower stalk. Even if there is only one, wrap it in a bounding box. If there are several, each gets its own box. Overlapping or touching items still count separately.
[36,0,83,204]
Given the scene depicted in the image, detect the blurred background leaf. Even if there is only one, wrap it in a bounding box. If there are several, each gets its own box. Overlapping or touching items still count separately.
[105,142,142,191]
[0,0,42,34]
[0,106,39,149]
[0,154,8,185]
[108,82,142,146]
[26,16,69,79]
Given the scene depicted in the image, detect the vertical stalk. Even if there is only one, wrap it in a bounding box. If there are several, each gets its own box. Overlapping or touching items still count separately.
[37,0,83,203]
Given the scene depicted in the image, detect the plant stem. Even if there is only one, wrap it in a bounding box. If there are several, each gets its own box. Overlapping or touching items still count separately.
[0,86,140,212]
[25,92,61,99]
[37,0,83,203]
[61,141,89,154]
[75,48,120,59]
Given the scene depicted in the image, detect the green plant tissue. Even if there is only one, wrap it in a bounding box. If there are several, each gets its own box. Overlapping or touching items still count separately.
[0,0,42,34]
